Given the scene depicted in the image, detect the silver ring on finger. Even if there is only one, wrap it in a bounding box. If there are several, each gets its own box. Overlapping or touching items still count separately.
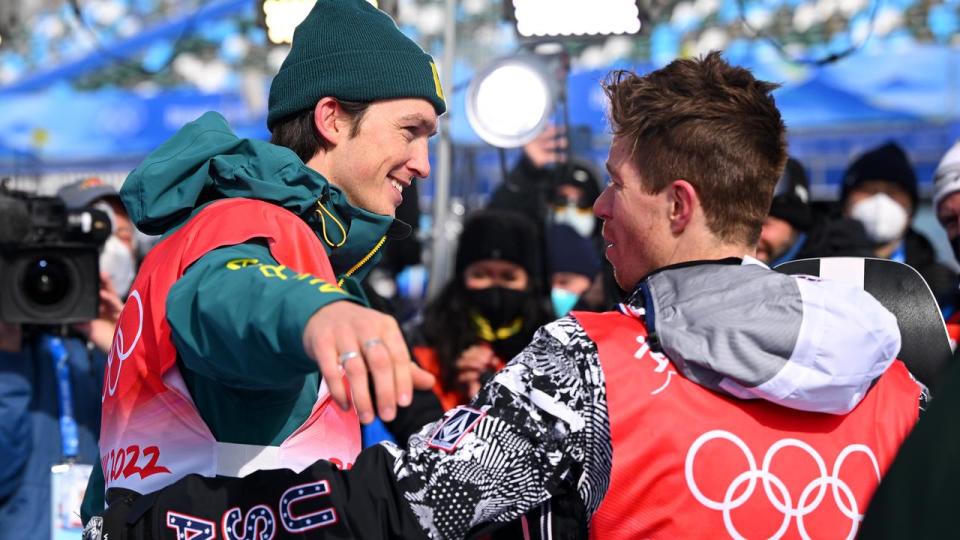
[338,350,360,367]
[362,338,384,351]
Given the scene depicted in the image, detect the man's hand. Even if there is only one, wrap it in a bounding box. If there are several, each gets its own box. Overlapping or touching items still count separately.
[456,344,496,400]
[302,301,434,424]
[0,321,22,353]
[523,125,568,169]
[74,272,124,354]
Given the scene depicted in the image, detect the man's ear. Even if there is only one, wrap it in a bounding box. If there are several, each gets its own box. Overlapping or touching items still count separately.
[668,179,698,235]
[313,97,345,146]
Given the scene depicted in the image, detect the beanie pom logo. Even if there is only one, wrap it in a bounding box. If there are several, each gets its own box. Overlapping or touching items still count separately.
[431,62,445,101]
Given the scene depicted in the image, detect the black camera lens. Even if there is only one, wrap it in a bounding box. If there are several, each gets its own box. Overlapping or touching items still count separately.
[21,257,72,306]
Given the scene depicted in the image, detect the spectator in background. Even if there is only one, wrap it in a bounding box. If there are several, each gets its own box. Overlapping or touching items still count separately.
[841,141,957,304]
[53,179,131,354]
[0,324,106,540]
[489,126,623,310]
[757,157,814,264]
[546,223,601,317]
[57,178,137,300]
[757,156,874,266]
[0,181,124,538]
[409,210,552,409]
[931,141,960,345]
[488,126,602,242]
[548,159,603,239]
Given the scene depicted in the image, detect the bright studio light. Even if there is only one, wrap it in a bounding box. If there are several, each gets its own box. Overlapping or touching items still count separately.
[512,0,641,37]
[466,57,555,148]
[262,0,380,44]
[262,0,313,44]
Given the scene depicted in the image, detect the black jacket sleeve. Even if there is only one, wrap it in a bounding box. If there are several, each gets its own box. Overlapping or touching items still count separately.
[90,446,428,540]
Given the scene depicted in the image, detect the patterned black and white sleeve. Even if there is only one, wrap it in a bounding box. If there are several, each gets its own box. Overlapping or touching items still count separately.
[381,316,612,539]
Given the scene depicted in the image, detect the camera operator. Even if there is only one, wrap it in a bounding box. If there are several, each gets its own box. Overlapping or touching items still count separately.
[55,178,132,353]
[57,178,137,301]
[0,184,119,540]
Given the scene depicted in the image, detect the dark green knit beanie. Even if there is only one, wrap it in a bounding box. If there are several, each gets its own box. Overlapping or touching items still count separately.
[267,0,446,130]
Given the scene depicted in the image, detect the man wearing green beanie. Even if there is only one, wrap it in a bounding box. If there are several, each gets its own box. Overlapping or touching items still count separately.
[81,0,445,528]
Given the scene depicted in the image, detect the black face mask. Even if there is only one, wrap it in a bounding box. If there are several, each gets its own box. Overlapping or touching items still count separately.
[465,287,528,330]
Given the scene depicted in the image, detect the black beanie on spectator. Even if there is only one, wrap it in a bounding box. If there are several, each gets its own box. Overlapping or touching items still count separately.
[769,157,813,232]
[553,158,602,206]
[455,210,540,280]
[840,141,918,213]
[547,224,601,279]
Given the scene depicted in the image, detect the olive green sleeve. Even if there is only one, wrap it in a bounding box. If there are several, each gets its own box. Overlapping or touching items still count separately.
[166,241,361,390]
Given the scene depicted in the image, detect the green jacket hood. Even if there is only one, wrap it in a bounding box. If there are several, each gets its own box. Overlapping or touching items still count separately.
[121,111,402,279]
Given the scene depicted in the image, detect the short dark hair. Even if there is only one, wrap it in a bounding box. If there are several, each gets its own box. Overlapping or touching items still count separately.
[269,99,371,163]
[602,51,787,245]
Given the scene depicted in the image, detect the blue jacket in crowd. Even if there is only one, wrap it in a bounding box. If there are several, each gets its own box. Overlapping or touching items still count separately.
[0,334,104,540]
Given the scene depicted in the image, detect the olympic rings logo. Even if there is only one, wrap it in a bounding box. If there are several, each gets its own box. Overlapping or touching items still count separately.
[103,290,143,401]
[684,429,881,540]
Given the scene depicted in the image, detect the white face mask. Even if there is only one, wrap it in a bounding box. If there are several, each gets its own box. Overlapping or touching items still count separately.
[101,235,137,298]
[850,192,909,244]
[93,200,138,296]
[553,205,595,238]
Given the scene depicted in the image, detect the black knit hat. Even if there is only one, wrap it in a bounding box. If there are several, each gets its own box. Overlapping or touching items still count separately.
[553,159,601,206]
[455,210,540,279]
[547,224,600,279]
[769,157,813,231]
[267,0,446,130]
[840,142,918,211]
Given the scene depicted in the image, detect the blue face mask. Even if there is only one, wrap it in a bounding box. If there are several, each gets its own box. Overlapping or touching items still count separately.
[551,287,581,318]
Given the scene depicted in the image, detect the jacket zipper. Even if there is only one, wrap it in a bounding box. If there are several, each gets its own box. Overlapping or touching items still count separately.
[338,235,387,287]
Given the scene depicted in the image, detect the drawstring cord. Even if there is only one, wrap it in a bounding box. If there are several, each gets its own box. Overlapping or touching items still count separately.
[315,199,347,248]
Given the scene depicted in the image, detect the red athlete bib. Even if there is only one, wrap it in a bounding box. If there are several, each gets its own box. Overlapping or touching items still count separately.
[946,311,960,351]
[576,310,920,540]
[99,198,360,496]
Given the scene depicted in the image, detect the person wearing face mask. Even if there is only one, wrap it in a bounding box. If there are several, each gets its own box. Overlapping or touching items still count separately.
[408,210,553,410]
[489,129,624,314]
[841,142,957,307]
[488,128,602,243]
[930,141,960,347]
[756,157,874,266]
[546,223,601,317]
[548,160,603,239]
[0,183,124,540]
[57,178,138,300]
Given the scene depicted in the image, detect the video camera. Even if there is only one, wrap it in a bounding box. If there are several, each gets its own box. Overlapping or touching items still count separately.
[0,183,111,324]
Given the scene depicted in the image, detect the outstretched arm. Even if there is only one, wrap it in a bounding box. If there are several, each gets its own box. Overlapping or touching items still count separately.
[95,318,610,539]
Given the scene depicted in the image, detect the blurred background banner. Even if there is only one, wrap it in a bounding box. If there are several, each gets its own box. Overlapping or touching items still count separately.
[0,86,267,171]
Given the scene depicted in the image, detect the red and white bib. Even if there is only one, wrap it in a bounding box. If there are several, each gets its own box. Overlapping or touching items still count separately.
[99,198,360,496]
[576,310,920,539]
